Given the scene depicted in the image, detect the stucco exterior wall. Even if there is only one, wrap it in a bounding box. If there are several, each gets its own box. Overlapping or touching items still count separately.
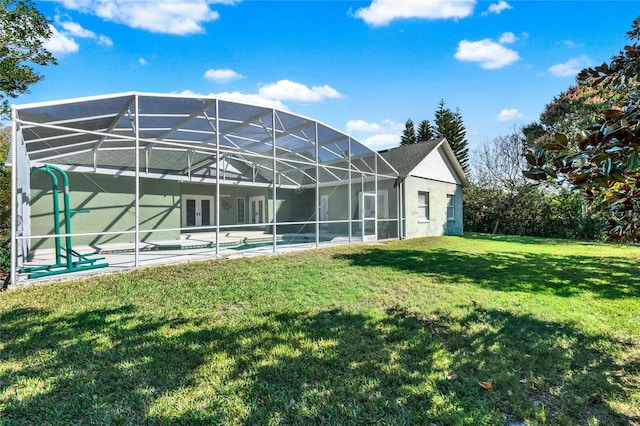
[28,169,402,252]
[30,172,181,250]
[403,176,463,239]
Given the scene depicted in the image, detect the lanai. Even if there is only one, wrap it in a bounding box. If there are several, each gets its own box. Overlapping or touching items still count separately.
[7,92,400,285]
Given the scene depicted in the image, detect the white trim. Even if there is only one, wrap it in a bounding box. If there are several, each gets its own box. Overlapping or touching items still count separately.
[447,194,456,221]
[417,191,430,222]
[360,192,377,241]
[9,108,18,285]
[134,93,140,267]
[181,195,215,227]
[236,197,246,224]
[249,195,266,225]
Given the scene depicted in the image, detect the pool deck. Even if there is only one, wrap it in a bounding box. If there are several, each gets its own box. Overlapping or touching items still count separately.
[11,231,357,288]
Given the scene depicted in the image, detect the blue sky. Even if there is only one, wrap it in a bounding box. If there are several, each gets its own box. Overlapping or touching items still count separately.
[17,0,640,153]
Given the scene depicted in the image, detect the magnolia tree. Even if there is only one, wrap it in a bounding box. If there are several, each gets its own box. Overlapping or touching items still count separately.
[525,17,640,242]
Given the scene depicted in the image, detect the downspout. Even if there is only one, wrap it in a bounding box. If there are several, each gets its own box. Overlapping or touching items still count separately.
[398,176,405,240]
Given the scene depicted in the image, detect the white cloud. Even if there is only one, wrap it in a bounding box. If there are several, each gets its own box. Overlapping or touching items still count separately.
[347,119,402,134]
[258,80,343,102]
[363,133,400,151]
[482,0,512,15]
[455,38,520,69]
[59,20,96,38]
[496,108,524,122]
[208,92,288,110]
[139,58,148,65]
[98,34,113,46]
[59,0,237,35]
[178,90,288,110]
[352,0,476,27]
[179,79,342,110]
[56,16,113,46]
[44,25,80,54]
[204,68,244,83]
[346,119,404,150]
[548,55,593,77]
[499,32,517,44]
[563,39,583,48]
[346,119,382,133]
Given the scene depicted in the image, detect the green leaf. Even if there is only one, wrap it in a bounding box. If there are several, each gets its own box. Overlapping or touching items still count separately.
[628,151,640,170]
[525,152,537,166]
[603,108,624,119]
[523,169,547,181]
[610,172,627,183]
[602,157,613,176]
[543,143,566,151]
[554,132,568,147]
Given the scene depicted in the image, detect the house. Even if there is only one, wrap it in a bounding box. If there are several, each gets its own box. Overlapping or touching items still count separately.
[379,138,469,239]
[6,92,467,286]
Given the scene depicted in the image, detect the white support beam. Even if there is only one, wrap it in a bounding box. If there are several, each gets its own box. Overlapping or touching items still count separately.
[9,108,18,286]
[134,94,140,267]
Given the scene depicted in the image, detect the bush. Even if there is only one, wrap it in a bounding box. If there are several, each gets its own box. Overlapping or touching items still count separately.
[463,185,602,240]
[1,127,10,274]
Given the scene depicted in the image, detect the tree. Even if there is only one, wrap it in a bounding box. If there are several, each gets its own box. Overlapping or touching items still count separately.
[464,184,598,239]
[416,119,434,143]
[465,130,598,239]
[0,126,10,272]
[435,99,469,174]
[522,84,611,156]
[399,100,469,175]
[0,0,57,118]
[469,131,533,234]
[524,16,640,242]
[400,118,417,145]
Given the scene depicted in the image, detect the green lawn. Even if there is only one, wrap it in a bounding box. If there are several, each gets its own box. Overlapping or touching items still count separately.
[1,234,639,425]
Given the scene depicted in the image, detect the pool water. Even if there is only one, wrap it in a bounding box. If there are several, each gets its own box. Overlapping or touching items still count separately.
[228,240,310,251]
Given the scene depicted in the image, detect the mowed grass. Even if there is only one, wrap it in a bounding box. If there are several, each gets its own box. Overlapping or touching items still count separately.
[1,234,639,425]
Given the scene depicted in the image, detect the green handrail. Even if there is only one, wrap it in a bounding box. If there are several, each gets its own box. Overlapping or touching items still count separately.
[20,164,108,279]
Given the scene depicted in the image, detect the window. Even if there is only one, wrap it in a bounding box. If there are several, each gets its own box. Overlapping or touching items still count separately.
[418,191,429,221]
[447,194,455,221]
[237,198,245,223]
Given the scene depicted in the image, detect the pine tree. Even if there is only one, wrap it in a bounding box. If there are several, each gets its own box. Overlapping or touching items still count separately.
[400,118,417,145]
[435,100,469,174]
[417,120,435,143]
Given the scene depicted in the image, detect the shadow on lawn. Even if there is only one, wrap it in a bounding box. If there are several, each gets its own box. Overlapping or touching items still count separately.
[334,247,640,299]
[1,304,637,424]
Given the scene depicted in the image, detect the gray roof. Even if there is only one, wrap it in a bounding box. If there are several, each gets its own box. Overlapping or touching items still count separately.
[378,138,444,178]
[378,137,469,186]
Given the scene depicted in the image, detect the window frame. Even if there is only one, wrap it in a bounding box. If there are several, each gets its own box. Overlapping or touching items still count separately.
[446,194,455,221]
[237,197,246,224]
[417,191,430,222]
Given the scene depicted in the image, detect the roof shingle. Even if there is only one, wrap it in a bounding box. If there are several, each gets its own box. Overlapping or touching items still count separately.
[378,138,445,178]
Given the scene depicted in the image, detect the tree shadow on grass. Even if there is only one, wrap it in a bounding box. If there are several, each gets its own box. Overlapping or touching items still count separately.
[333,247,640,299]
[1,303,637,425]
[462,233,603,246]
